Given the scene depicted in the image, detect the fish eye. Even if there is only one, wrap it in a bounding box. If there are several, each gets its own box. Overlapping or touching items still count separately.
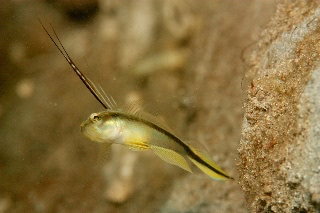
[90,113,101,122]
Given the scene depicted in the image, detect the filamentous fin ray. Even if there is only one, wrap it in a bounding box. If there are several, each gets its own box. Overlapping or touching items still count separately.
[110,96,117,107]
[39,19,110,110]
[97,84,117,110]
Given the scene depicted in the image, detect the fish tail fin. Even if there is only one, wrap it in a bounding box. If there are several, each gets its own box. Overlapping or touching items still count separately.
[187,147,233,180]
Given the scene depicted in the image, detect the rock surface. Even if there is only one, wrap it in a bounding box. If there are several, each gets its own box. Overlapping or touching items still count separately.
[238,1,320,212]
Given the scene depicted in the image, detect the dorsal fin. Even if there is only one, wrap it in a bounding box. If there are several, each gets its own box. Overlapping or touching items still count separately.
[122,100,173,132]
[137,111,173,132]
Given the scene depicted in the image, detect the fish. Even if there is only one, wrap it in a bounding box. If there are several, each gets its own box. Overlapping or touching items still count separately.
[81,110,233,180]
[40,21,233,180]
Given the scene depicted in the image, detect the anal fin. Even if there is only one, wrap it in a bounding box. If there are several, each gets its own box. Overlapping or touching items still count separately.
[150,145,192,173]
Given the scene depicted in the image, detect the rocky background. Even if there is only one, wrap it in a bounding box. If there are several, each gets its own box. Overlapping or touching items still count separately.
[1,0,319,212]
[239,1,320,212]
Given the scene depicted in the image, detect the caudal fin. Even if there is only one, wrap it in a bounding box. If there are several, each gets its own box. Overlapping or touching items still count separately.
[187,147,233,180]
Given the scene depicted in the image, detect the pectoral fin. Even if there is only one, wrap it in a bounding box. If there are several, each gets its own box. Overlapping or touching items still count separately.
[98,143,112,166]
[150,145,192,173]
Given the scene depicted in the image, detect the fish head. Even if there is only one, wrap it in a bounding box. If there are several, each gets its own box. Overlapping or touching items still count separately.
[80,111,122,143]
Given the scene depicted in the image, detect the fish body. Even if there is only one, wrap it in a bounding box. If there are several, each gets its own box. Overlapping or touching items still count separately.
[81,110,233,180]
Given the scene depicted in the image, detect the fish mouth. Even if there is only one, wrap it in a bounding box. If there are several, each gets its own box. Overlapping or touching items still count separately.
[80,120,89,132]
[80,122,94,141]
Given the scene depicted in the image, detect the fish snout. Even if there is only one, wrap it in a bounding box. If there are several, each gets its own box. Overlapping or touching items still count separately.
[80,119,89,132]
